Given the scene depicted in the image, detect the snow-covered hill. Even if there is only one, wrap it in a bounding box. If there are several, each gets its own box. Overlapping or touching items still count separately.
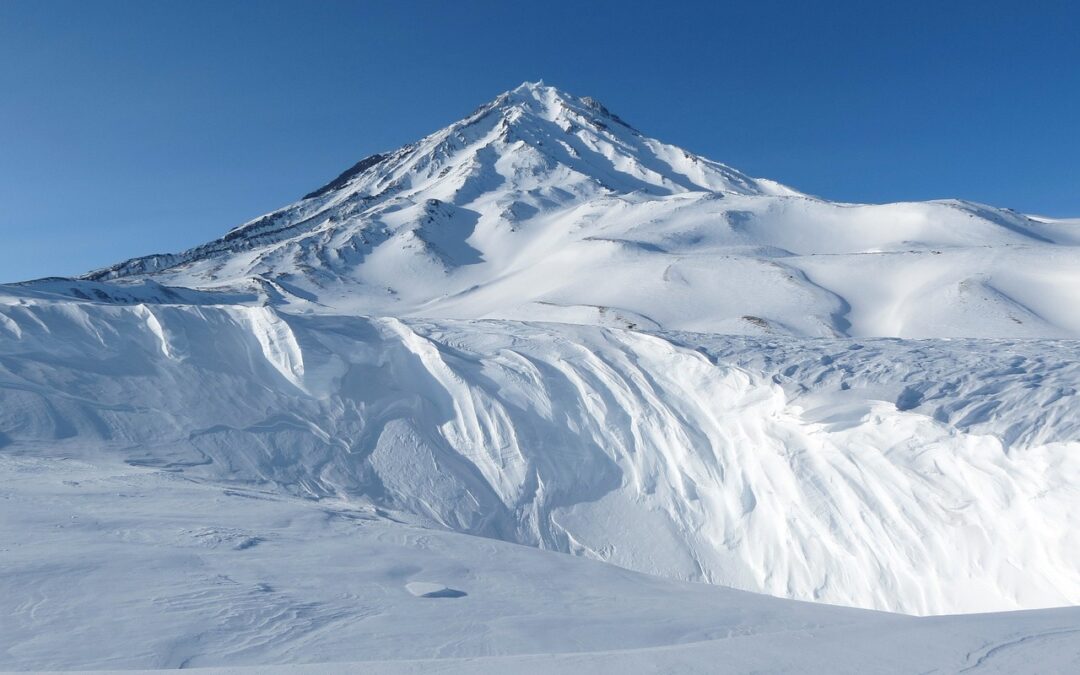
[2,81,1080,671]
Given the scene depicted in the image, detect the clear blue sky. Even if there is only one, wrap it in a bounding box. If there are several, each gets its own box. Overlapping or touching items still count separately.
[1,0,1077,282]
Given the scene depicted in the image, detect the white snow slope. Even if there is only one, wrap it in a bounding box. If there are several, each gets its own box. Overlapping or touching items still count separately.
[6,454,1080,674]
[2,82,1080,672]
[4,454,1080,674]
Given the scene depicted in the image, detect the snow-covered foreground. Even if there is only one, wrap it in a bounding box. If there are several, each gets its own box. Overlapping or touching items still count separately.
[2,298,1077,618]
[3,81,1080,671]
[4,455,1079,674]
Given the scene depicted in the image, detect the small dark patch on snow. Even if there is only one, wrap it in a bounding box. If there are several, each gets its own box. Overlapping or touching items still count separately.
[896,386,925,411]
[303,154,388,200]
[406,581,468,598]
[421,588,467,598]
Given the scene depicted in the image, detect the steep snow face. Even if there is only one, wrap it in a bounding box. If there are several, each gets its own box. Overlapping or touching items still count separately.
[2,297,1077,616]
[64,82,1080,339]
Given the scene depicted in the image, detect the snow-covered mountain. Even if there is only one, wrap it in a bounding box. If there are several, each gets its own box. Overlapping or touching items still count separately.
[3,82,1080,671]
[64,81,1080,338]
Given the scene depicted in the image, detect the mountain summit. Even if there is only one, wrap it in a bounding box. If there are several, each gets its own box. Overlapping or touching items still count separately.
[83,82,795,286]
[298,81,795,202]
[60,81,1080,338]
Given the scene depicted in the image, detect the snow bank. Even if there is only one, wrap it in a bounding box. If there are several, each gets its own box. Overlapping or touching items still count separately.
[2,299,1076,615]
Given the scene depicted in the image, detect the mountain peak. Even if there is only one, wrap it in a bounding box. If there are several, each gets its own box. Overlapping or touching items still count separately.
[82,82,798,287]
[511,79,546,92]
[478,81,637,134]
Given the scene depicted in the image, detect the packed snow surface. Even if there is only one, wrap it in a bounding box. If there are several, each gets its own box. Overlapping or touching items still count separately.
[4,455,1079,673]
[2,81,1079,672]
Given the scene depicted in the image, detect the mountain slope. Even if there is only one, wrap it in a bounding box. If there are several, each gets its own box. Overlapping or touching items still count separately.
[63,82,1080,339]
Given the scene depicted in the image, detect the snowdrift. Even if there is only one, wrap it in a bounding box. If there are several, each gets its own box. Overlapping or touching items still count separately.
[3,297,1076,615]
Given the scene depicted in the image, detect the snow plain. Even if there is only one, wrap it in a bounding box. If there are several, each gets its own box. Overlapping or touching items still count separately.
[3,82,1080,672]
[4,455,1080,674]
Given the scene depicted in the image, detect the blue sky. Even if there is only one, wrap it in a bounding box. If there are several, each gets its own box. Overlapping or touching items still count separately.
[1,0,1077,282]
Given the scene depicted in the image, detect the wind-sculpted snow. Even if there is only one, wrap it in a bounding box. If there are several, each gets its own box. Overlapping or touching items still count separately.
[2,298,1077,616]
[678,333,1080,447]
